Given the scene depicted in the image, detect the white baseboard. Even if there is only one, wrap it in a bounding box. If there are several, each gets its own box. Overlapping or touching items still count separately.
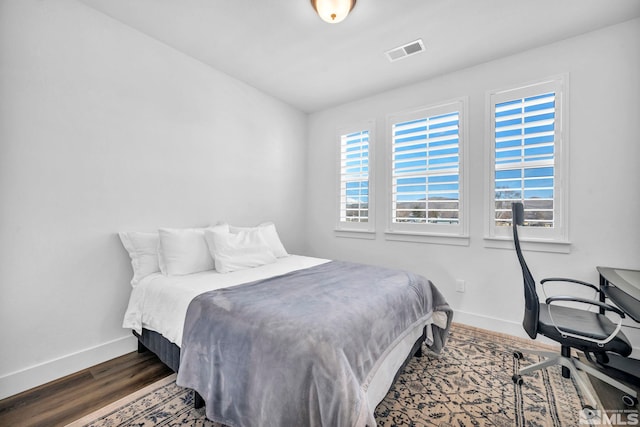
[453,309,556,347]
[0,334,138,401]
[454,309,527,337]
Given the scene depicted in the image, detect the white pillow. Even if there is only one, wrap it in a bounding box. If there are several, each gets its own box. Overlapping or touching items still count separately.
[204,228,277,273]
[118,231,160,287]
[158,226,226,276]
[228,222,288,258]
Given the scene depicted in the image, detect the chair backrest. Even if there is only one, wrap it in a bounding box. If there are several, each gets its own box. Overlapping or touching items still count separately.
[512,202,540,339]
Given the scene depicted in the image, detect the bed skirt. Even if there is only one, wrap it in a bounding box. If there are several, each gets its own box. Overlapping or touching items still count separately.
[134,329,180,373]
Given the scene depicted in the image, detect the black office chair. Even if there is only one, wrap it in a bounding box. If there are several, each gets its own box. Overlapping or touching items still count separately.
[510,202,638,408]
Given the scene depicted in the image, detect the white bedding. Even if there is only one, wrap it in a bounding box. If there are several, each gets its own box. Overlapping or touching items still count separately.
[123,255,330,346]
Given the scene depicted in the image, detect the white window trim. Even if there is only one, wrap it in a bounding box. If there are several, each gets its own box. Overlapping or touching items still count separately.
[484,74,570,251]
[335,120,376,237]
[385,97,469,245]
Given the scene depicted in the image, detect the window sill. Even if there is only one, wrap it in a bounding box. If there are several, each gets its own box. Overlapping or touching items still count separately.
[334,229,376,240]
[384,231,470,246]
[483,236,571,254]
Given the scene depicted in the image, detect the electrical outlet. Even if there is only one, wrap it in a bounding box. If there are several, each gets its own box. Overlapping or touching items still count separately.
[456,279,466,293]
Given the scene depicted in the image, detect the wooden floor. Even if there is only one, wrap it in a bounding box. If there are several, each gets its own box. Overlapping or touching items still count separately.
[0,350,173,427]
[585,361,640,417]
[0,348,635,426]
[590,375,636,412]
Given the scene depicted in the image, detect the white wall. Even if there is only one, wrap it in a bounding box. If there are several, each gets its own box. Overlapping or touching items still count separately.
[0,0,308,398]
[306,19,640,340]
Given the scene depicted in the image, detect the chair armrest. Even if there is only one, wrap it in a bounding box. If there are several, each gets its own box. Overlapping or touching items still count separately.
[540,277,600,293]
[545,295,626,318]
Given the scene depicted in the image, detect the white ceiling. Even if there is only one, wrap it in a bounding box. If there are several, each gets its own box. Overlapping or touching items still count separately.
[79,0,640,113]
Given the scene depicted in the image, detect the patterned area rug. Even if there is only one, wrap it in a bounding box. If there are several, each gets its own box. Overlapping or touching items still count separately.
[67,323,585,426]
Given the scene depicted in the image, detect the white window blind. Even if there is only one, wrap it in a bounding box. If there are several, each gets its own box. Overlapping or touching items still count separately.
[391,111,460,225]
[494,92,556,227]
[486,75,568,247]
[339,130,370,223]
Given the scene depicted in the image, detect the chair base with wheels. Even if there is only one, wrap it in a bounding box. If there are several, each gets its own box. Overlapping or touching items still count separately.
[512,347,638,409]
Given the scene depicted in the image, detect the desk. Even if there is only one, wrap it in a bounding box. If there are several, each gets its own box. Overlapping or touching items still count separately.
[598,267,640,322]
[597,266,640,383]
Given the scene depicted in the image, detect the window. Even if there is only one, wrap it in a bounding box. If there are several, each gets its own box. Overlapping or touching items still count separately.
[337,122,375,235]
[387,99,468,242]
[340,130,370,223]
[486,76,568,246]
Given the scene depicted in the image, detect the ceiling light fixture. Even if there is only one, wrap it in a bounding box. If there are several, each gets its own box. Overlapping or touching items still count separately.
[310,0,357,24]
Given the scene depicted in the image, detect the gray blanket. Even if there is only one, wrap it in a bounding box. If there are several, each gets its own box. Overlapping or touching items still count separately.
[176,261,452,427]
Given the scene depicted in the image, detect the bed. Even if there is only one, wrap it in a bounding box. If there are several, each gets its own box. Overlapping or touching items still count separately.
[120,225,452,427]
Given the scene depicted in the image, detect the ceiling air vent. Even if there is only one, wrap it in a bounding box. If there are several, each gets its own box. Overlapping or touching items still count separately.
[385,39,425,62]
